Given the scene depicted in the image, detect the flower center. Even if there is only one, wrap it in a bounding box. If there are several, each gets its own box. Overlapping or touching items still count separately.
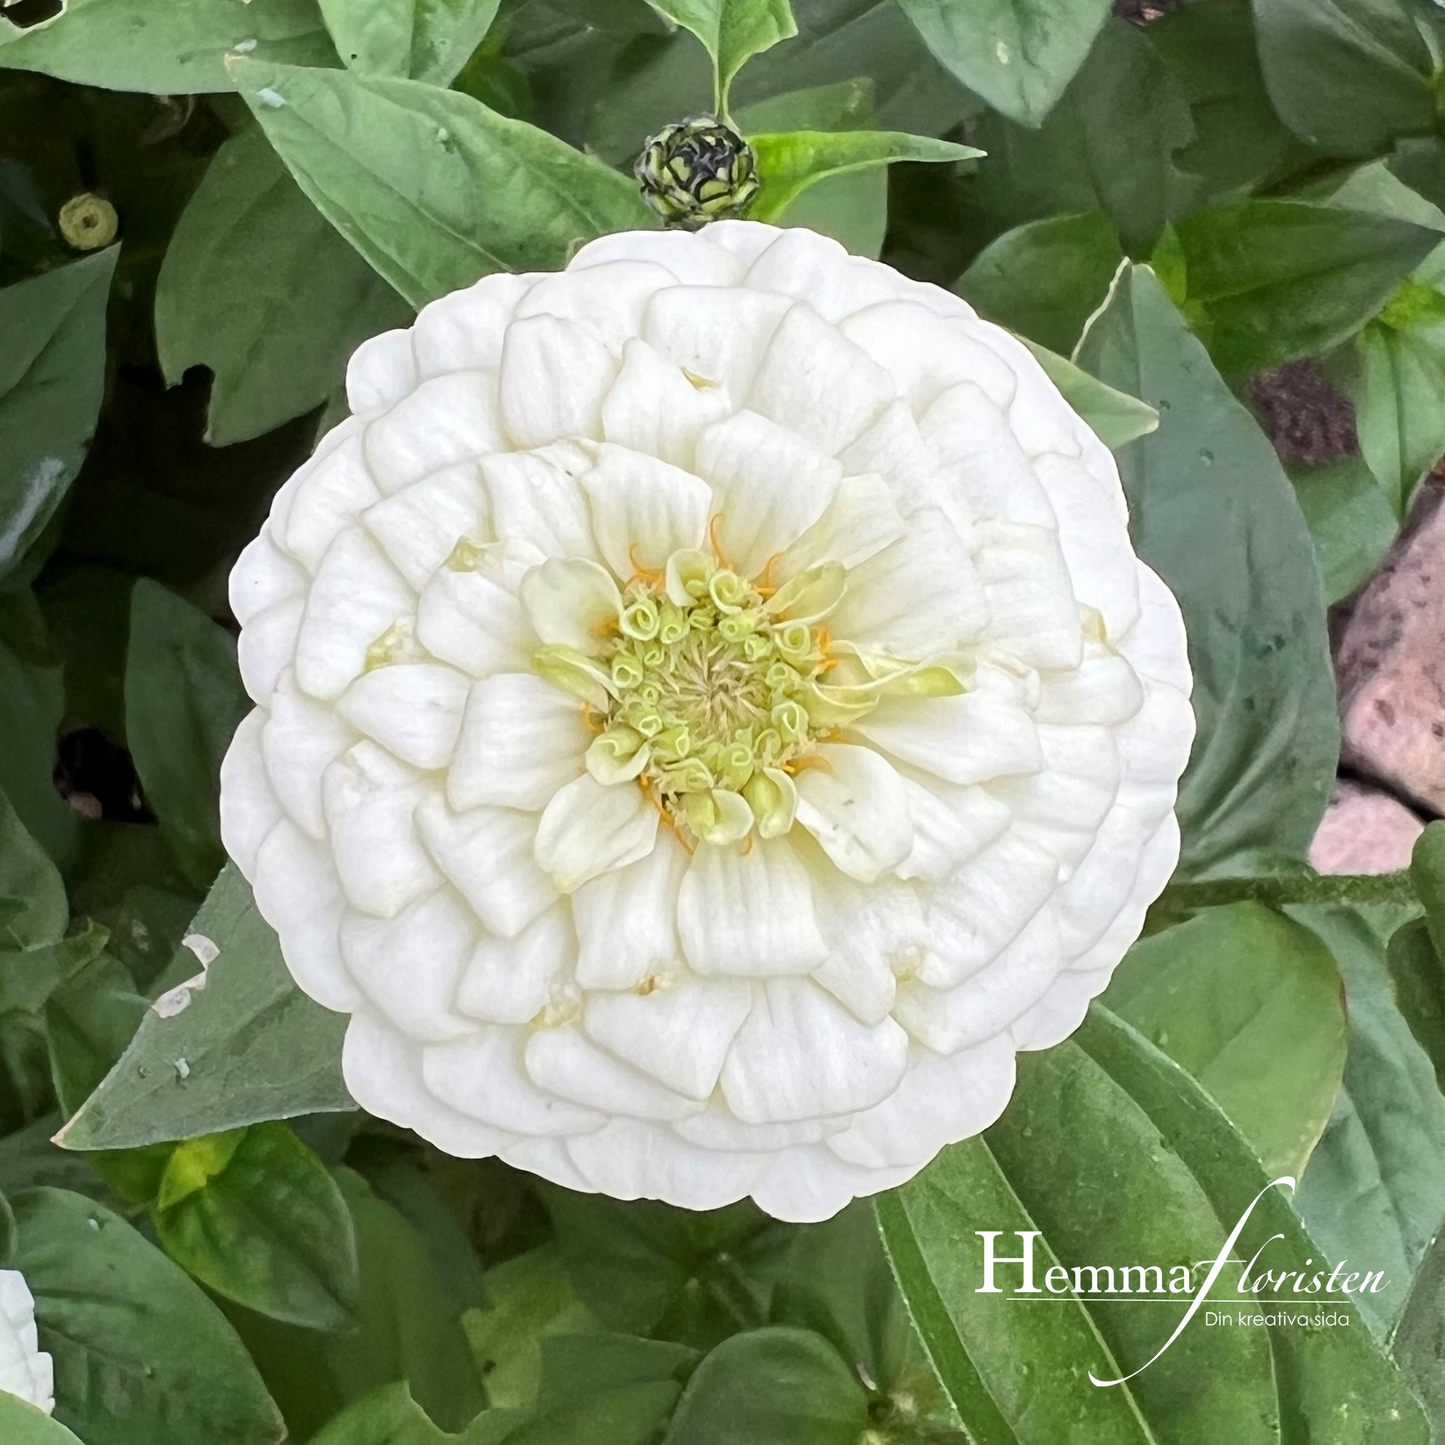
[591,552,831,843]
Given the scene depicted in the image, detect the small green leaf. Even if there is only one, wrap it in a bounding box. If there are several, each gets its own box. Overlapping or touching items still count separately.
[155,1122,362,1332]
[12,1186,285,1445]
[956,211,1123,356]
[1076,263,1339,872]
[1412,821,1445,954]
[1104,902,1347,1177]
[0,249,116,588]
[0,1394,85,1445]
[232,58,654,308]
[57,865,353,1153]
[1171,200,1441,374]
[1386,920,1445,1098]
[1287,453,1399,606]
[156,126,410,446]
[662,1328,866,1445]
[310,1383,519,1445]
[43,949,147,1116]
[896,0,1113,127]
[0,785,66,951]
[645,0,797,112]
[1393,1222,1445,1429]
[124,580,250,889]
[748,129,978,222]
[0,0,336,94]
[1018,337,1159,449]
[320,0,501,85]
[1351,323,1445,517]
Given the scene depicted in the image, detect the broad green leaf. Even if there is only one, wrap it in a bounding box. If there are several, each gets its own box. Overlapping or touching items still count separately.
[0,249,115,588]
[748,129,978,221]
[462,1243,598,1409]
[1292,904,1445,1334]
[1172,200,1440,373]
[505,1383,682,1445]
[662,1328,866,1445]
[43,949,147,1115]
[1386,920,1445,1097]
[1253,0,1443,157]
[734,81,887,257]
[1414,821,1445,952]
[58,865,353,1152]
[124,580,250,889]
[232,58,653,308]
[1393,1223,1445,1431]
[12,1186,285,1445]
[226,1167,487,1440]
[1018,338,1158,449]
[896,0,1113,127]
[1352,324,1445,516]
[1076,264,1339,872]
[880,1007,1432,1445]
[538,1332,698,1407]
[645,0,797,111]
[309,1384,528,1444]
[320,0,501,85]
[1104,902,1346,1176]
[156,126,409,446]
[1287,453,1400,606]
[0,1395,85,1445]
[956,211,1123,356]
[0,0,336,93]
[155,1122,361,1331]
[0,785,65,950]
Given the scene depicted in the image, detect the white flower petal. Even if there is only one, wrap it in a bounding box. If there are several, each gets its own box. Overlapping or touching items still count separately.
[499,314,618,448]
[415,794,557,937]
[851,689,1042,786]
[515,261,677,352]
[677,837,829,977]
[412,273,537,376]
[416,565,537,678]
[775,474,906,580]
[580,444,711,578]
[525,1027,702,1121]
[364,372,504,491]
[219,710,282,876]
[642,284,793,397]
[694,410,842,578]
[362,463,488,591]
[602,336,733,470]
[340,888,477,1041]
[794,743,913,882]
[573,829,687,988]
[457,904,573,1024]
[745,228,902,321]
[230,527,307,626]
[279,431,383,572]
[992,724,1121,872]
[518,556,623,655]
[895,769,1013,883]
[480,448,600,563]
[751,1147,917,1225]
[1120,563,1193,692]
[565,1119,766,1207]
[336,662,471,770]
[973,520,1084,670]
[0,1268,53,1415]
[237,597,302,707]
[720,978,909,1123]
[583,976,752,1099]
[347,326,417,413]
[448,673,588,811]
[534,773,659,893]
[262,668,354,837]
[571,228,742,284]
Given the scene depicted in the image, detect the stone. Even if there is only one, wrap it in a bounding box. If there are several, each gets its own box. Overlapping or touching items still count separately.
[1335,482,1445,815]
[1309,779,1424,875]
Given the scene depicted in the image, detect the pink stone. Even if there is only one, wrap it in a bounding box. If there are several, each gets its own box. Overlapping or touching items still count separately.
[1335,484,1445,816]
[1309,780,1424,875]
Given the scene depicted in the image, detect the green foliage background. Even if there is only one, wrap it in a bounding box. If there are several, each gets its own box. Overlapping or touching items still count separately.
[2,0,1445,1442]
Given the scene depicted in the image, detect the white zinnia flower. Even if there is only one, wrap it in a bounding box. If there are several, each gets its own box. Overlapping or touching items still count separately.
[220,223,1193,1223]
[0,1269,54,1414]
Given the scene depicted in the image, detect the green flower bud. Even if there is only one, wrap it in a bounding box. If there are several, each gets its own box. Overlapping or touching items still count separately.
[58,192,118,251]
[635,117,759,230]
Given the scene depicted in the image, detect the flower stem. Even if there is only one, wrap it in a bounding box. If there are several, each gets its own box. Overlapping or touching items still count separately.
[1153,869,1417,916]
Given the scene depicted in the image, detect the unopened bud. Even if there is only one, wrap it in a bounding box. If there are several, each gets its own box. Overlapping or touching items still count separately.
[635,117,758,230]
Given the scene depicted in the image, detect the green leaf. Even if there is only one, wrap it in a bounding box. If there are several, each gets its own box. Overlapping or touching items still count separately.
[748,129,978,222]
[0,785,66,951]
[879,1007,1432,1445]
[225,1167,487,1440]
[12,1186,285,1445]
[1253,0,1443,157]
[0,1395,85,1445]
[1386,920,1445,1098]
[1287,453,1400,606]
[462,1243,598,1409]
[309,1384,456,1445]
[1076,263,1339,872]
[645,0,797,111]
[0,249,115,588]
[538,1332,698,1408]
[124,580,250,889]
[0,0,337,94]
[43,949,147,1115]
[1291,904,1445,1334]
[1413,821,1445,953]
[232,58,654,308]
[320,0,501,85]
[155,1122,361,1331]
[1018,338,1158,449]
[956,210,1123,355]
[57,865,353,1153]
[662,1328,866,1445]
[1393,1223,1445,1432]
[506,1383,682,1445]
[1104,902,1346,1176]
[1351,323,1445,516]
[156,126,410,446]
[1172,200,1441,373]
[896,0,1113,127]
